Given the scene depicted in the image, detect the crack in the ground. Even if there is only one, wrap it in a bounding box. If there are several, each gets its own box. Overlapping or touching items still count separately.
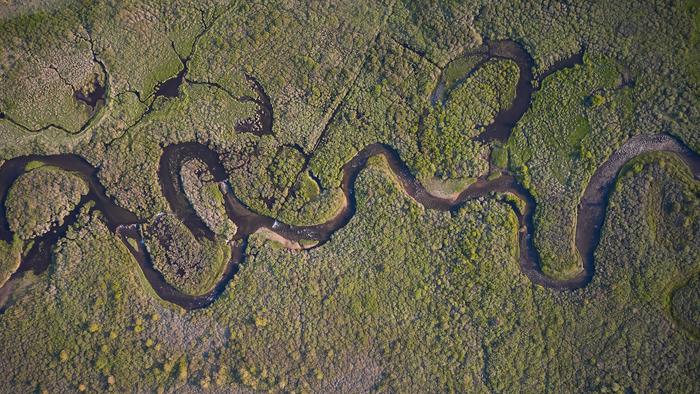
[0,27,110,136]
[104,7,250,148]
[152,7,215,100]
[47,64,79,92]
[71,28,110,127]
[0,113,76,134]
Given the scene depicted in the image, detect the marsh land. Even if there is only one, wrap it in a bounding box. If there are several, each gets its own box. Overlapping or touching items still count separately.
[0,1,698,392]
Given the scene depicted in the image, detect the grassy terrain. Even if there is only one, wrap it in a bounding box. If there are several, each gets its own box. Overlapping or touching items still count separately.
[143,213,231,296]
[507,53,629,279]
[6,165,88,240]
[0,236,22,288]
[0,0,698,392]
[180,158,237,241]
[671,274,700,339]
[0,151,696,391]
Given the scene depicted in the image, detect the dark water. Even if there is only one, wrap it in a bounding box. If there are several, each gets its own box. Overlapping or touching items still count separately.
[154,68,187,98]
[428,40,583,144]
[0,40,697,309]
[234,75,274,136]
[74,78,107,113]
[474,41,584,144]
[1,134,697,309]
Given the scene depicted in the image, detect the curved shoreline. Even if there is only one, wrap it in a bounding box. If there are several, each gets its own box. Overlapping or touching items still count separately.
[0,38,698,310]
[0,134,697,309]
[574,134,700,287]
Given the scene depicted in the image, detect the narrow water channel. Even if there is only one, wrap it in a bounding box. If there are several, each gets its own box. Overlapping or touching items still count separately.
[0,40,697,310]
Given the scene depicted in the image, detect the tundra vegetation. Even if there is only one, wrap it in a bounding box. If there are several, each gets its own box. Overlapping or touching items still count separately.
[0,237,21,288]
[507,54,629,278]
[6,165,88,240]
[143,213,231,296]
[0,0,698,392]
[180,158,237,241]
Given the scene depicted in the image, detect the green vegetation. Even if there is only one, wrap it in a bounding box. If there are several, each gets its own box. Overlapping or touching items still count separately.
[24,161,45,171]
[0,0,698,392]
[6,165,88,240]
[443,59,519,128]
[0,151,697,391]
[0,236,22,287]
[143,213,230,296]
[491,143,508,169]
[442,55,485,92]
[180,158,237,241]
[421,176,475,200]
[670,274,700,339]
[419,58,518,180]
[0,8,102,133]
[508,54,628,279]
[308,35,518,190]
[685,0,700,84]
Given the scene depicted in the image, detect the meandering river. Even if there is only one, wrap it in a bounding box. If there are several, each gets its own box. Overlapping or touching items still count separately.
[0,40,698,309]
